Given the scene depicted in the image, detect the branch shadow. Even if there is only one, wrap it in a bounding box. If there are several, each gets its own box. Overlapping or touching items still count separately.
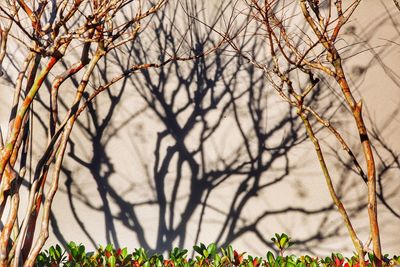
[42,0,400,256]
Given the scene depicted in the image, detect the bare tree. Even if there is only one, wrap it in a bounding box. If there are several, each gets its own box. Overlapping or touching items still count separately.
[0,0,220,266]
[216,0,397,266]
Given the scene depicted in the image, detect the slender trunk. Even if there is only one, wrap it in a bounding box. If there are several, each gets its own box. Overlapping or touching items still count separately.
[333,58,382,266]
[298,111,366,267]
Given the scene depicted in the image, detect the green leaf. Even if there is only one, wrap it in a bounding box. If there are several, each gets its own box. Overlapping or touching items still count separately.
[179,248,188,258]
[108,255,116,267]
[267,251,275,264]
[279,235,288,248]
[71,249,78,259]
[78,244,85,256]
[227,245,234,261]
[220,248,227,257]
[193,245,203,256]
[368,253,375,263]
[49,246,55,258]
[287,255,297,264]
[305,255,312,264]
[202,249,209,258]
[156,258,162,267]
[214,254,221,267]
[121,247,128,258]
[106,244,113,252]
[68,241,76,249]
[207,243,216,258]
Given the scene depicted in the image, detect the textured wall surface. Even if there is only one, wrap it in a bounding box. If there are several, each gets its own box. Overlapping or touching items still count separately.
[0,0,399,257]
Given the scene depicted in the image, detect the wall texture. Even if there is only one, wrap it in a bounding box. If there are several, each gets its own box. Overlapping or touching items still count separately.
[0,0,399,258]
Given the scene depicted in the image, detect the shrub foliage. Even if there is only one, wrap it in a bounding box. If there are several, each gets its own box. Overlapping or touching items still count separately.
[36,234,399,267]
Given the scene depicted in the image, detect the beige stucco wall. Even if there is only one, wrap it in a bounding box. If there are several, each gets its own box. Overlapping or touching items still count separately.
[0,0,399,258]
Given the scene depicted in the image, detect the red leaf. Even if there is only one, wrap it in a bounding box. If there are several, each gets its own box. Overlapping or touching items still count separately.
[234,250,243,265]
[116,248,122,257]
[335,256,344,267]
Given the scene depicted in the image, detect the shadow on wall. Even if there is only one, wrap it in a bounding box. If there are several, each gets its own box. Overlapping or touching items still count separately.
[35,0,400,256]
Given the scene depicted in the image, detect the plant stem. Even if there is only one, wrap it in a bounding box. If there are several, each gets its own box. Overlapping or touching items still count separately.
[298,110,366,267]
